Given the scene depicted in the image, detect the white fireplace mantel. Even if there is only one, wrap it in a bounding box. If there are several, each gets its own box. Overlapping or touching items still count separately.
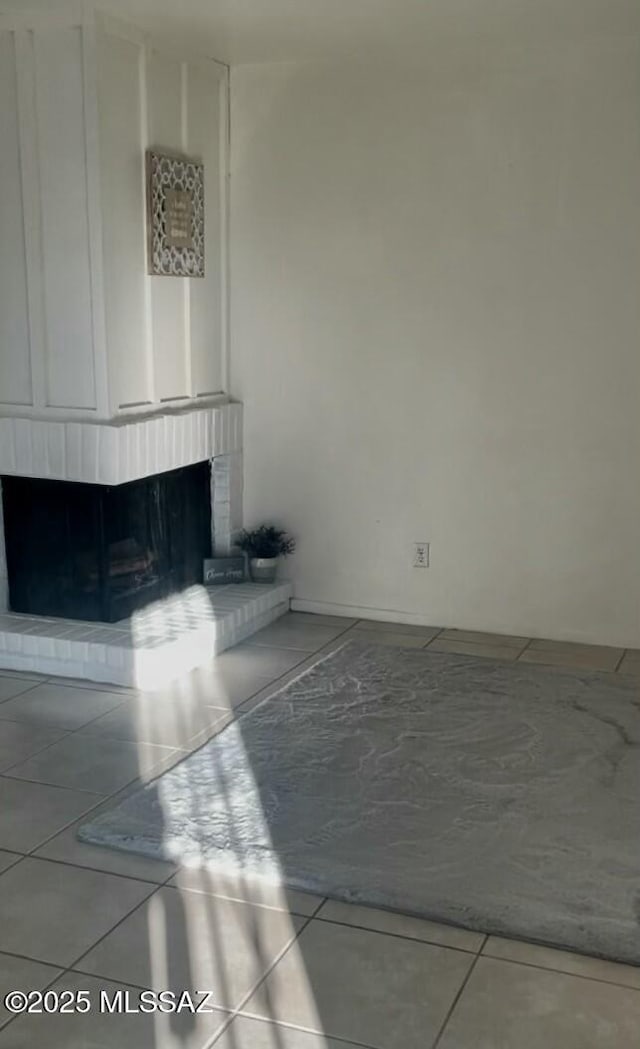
[0,400,242,486]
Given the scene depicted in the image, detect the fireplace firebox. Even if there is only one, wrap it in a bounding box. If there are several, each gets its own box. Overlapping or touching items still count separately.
[1,462,212,623]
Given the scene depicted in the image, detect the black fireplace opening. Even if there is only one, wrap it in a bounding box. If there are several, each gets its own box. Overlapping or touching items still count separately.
[1,462,212,623]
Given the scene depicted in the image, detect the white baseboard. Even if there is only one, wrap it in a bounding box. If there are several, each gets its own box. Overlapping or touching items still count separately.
[290,598,632,650]
[290,597,440,628]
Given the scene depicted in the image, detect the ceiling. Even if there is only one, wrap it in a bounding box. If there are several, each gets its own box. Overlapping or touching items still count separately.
[1,0,638,64]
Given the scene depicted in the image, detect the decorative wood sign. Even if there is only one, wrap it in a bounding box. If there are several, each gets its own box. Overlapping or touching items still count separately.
[203,556,246,584]
[146,150,204,277]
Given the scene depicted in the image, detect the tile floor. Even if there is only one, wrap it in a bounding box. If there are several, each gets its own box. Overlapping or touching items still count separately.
[0,613,638,1047]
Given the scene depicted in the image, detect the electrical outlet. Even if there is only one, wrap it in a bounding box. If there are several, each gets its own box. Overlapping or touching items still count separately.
[413,542,430,568]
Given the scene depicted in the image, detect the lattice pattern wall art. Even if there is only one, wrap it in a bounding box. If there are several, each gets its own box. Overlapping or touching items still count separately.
[146,150,205,277]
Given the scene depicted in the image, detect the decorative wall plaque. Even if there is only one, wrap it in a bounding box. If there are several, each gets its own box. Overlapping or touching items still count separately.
[146,150,204,277]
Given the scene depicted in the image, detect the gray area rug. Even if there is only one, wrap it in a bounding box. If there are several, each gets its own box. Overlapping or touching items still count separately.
[78,640,640,963]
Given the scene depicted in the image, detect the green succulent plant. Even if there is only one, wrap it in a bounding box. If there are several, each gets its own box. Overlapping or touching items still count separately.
[237,525,296,558]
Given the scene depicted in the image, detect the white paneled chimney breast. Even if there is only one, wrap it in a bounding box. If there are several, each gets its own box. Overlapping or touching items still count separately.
[0,8,229,421]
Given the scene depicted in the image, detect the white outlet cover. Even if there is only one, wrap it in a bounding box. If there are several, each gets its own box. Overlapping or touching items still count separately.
[413,542,430,568]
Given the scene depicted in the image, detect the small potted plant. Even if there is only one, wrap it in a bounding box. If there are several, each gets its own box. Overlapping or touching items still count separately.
[237,525,296,583]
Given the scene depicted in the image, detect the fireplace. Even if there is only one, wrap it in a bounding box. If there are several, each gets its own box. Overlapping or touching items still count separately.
[1,462,212,623]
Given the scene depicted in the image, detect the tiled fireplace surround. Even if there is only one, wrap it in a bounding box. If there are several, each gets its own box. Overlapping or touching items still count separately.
[0,403,291,688]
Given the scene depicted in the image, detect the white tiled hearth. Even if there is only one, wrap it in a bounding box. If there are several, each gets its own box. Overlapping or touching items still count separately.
[0,582,291,689]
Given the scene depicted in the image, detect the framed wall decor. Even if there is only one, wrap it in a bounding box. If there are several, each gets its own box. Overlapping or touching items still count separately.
[146,149,205,277]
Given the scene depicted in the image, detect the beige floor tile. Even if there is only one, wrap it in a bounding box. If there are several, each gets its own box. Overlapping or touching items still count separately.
[348,629,429,649]
[617,653,640,676]
[34,794,177,883]
[151,663,279,712]
[170,867,324,917]
[0,669,48,683]
[519,642,623,672]
[77,694,229,748]
[483,936,640,990]
[437,955,640,1049]
[242,918,473,1049]
[427,637,522,661]
[7,734,177,795]
[169,717,236,761]
[247,616,352,652]
[0,720,68,773]
[438,628,528,648]
[0,683,127,731]
[205,678,277,712]
[0,972,228,1048]
[141,660,267,702]
[80,885,305,1010]
[0,777,101,852]
[0,952,62,1030]
[215,1015,359,1049]
[0,852,21,875]
[287,612,358,628]
[0,678,39,703]
[0,858,154,967]
[318,900,484,952]
[213,644,307,679]
[353,619,441,639]
[135,745,196,780]
[529,637,621,654]
[47,676,135,694]
[136,650,304,717]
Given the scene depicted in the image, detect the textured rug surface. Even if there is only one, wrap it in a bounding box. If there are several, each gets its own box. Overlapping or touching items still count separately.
[78,640,640,963]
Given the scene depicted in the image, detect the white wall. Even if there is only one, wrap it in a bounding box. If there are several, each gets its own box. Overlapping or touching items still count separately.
[230,35,640,646]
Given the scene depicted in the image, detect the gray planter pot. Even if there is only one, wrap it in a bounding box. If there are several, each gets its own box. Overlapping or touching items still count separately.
[249,557,278,583]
